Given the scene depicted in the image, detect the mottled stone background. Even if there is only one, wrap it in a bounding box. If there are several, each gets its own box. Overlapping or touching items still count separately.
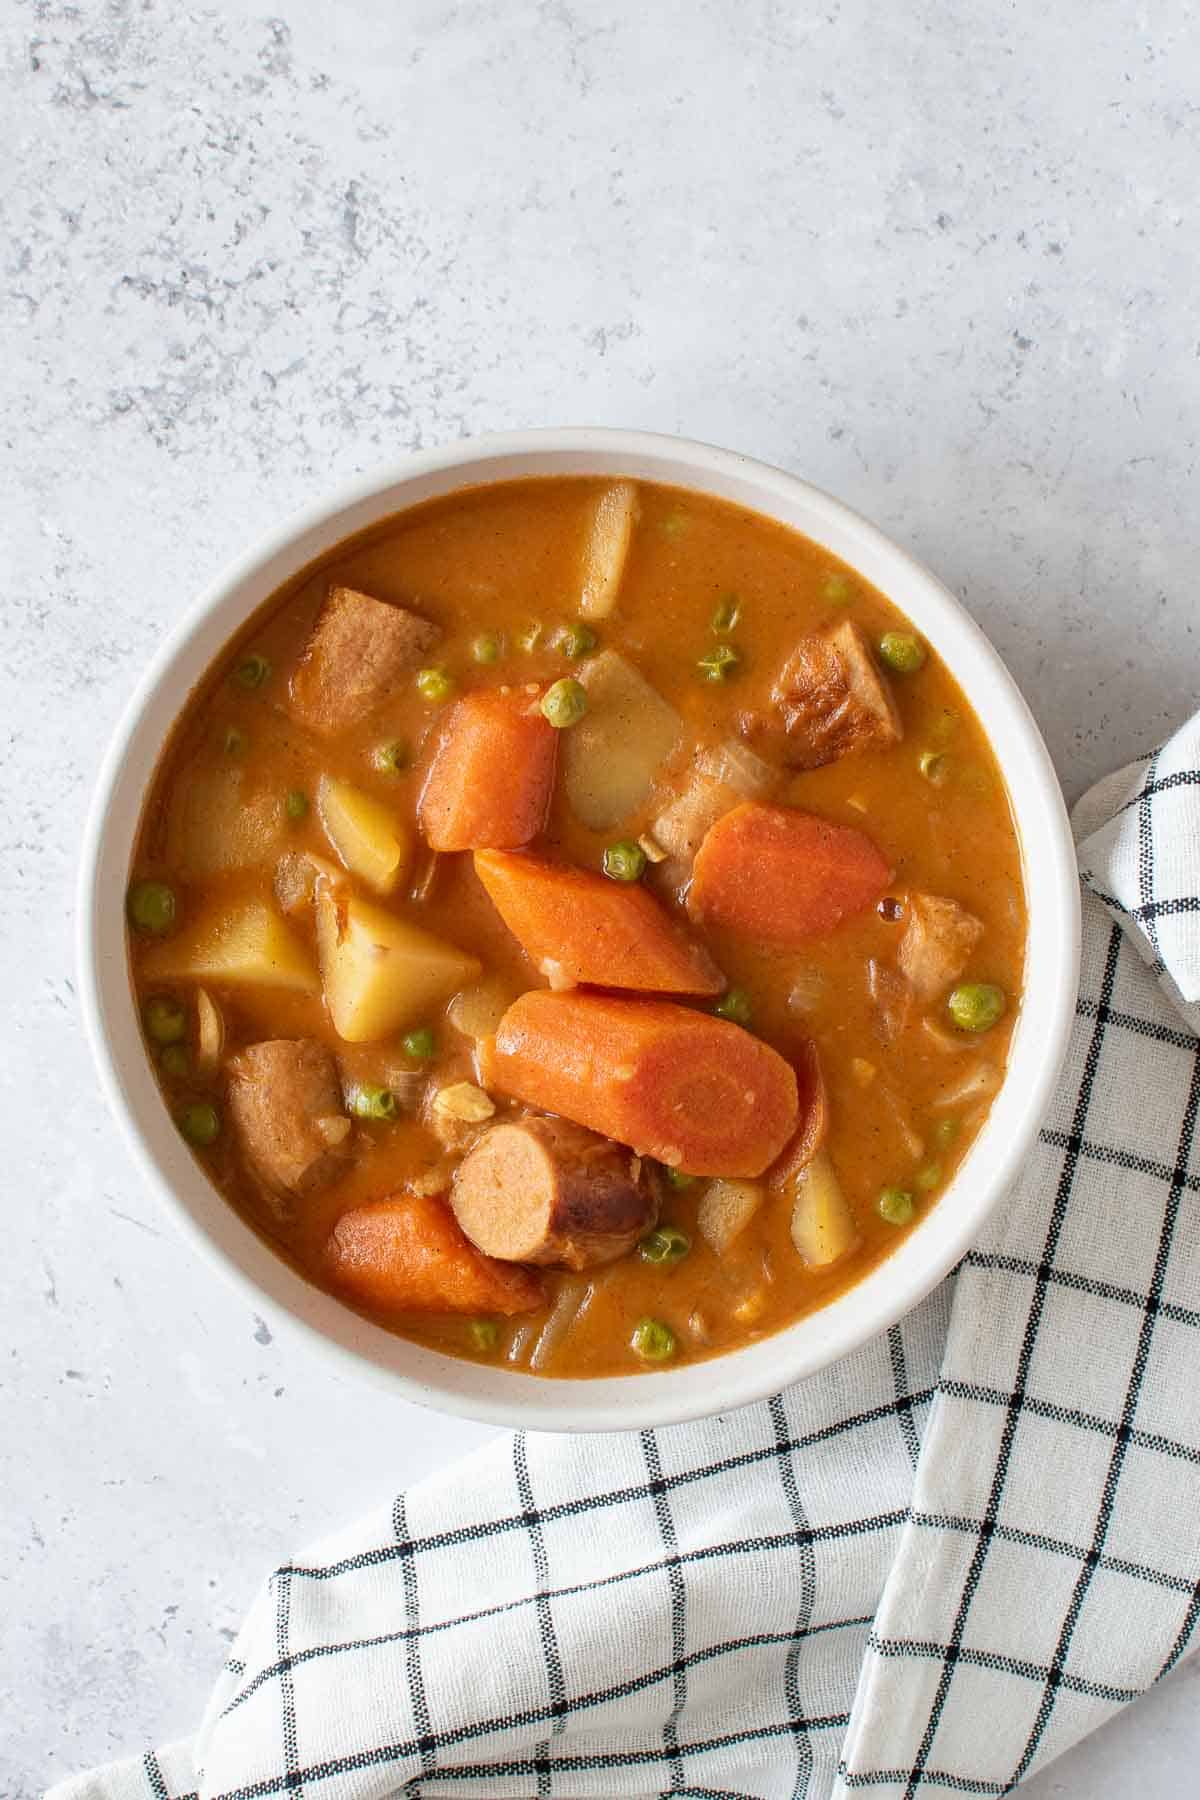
[3,2,1198,1794]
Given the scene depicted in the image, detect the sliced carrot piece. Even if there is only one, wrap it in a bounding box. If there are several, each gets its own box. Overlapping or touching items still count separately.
[419,690,558,853]
[481,991,798,1177]
[474,850,723,996]
[767,1040,829,1187]
[325,1192,545,1315]
[688,801,892,944]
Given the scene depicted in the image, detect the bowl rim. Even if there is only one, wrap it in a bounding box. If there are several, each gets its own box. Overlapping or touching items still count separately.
[77,426,1081,1432]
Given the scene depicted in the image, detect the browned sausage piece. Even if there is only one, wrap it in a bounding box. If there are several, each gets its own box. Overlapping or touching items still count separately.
[226,1038,353,1200]
[450,1117,658,1271]
[741,619,902,769]
[289,585,441,736]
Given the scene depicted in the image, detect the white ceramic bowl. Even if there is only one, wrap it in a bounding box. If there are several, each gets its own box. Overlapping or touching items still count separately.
[78,428,1081,1432]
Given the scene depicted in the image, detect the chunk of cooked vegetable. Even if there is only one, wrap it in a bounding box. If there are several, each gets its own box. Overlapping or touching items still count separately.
[579,480,638,620]
[878,1185,915,1225]
[630,1317,676,1362]
[142,900,319,993]
[481,990,798,1177]
[419,689,558,853]
[446,975,523,1043]
[289,585,441,736]
[694,738,777,798]
[226,1038,353,1200]
[143,995,186,1046]
[767,1040,829,1186]
[325,1192,546,1315]
[127,879,177,935]
[540,678,588,729]
[602,839,647,883]
[315,884,482,1042]
[878,632,926,675]
[741,619,902,769]
[563,651,682,831]
[713,987,752,1025]
[317,775,412,895]
[416,665,455,703]
[639,1225,690,1265]
[273,849,342,915]
[948,982,1007,1033]
[178,1101,220,1148]
[697,644,741,683]
[868,957,913,1045]
[898,893,985,1002]
[402,1026,436,1061]
[697,1179,764,1254]
[164,766,283,879]
[688,802,892,945]
[474,849,724,996]
[787,1149,859,1267]
[432,1081,496,1124]
[451,1117,657,1270]
[195,988,224,1077]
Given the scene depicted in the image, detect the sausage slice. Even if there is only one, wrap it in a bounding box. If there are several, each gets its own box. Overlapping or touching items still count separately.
[226,1038,353,1200]
[289,585,441,736]
[450,1117,658,1271]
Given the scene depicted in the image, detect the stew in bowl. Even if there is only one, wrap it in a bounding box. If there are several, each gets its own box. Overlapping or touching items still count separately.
[122,471,1027,1381]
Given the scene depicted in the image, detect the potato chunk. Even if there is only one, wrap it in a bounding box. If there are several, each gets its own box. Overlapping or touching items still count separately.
[164,766,283,880]
[315,884,482,1043]
[563,651,682,831]
[317,775,411,895]
[141,901,319,993]
[788,1150,859,1268]
[579,481,638,620]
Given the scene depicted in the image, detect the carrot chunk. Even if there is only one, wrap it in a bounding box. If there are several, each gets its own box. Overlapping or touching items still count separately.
[767,1040,829,1187]
[688,802,892,944]
[419,690,558,852]
[325,1191,545,1315]
[481,991,798,1177]
[474,850,724,996]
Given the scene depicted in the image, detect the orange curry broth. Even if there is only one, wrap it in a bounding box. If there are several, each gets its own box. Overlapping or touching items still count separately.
[129,477,1026,1378]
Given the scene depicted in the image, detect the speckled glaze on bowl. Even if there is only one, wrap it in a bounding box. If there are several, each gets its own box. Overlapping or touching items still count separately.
[77,429,1081,1432]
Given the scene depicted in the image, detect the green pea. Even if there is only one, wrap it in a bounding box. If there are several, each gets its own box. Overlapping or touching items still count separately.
[948,982,1007,1033]
[559,622,598,660]
[915,1162,943,1193]
[516,621,544,654]
[638,1226,691,1266]
[710,593,741,634]
[631,1317,677,1362]
[402,1026,436,1061]
[373,740,411,775]
[159,1044,190,1078]
[540,678,588,729]
[919,750,950,787]
[878,1186,915,1226]
[468,1319,500,1352]
[286,789,309,821]
[878,632,927,675]
[661,511,688,539]
[472,632,503,665]
[823,572,853,603]
[127,879,176,936]
[697,643,741,683]
[350,1084,398,1121]
[602,839,647,883]
[143,995,187,1046]
[178,1102,220,1148]
[663,1167,697,1190]
[234,653,271,690]
[224,726,246,757]
[934,1116,961,1147]
[416,666,454,703]
[714,988,753,1026]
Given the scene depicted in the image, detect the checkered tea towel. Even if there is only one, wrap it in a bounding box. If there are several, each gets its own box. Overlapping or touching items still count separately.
[54,713,1200,1800]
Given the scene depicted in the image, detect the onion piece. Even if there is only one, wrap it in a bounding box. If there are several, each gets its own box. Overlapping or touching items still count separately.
[529,1280,593,1372]
[447,976,521,1041]
[195,987,224,1077]
[698,1179,764,1254]
[934,1063,1002,1109]
[579,481,639,620]
[868,959,913,1046]
[695,738,777,798]
[787,967,828,1015]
